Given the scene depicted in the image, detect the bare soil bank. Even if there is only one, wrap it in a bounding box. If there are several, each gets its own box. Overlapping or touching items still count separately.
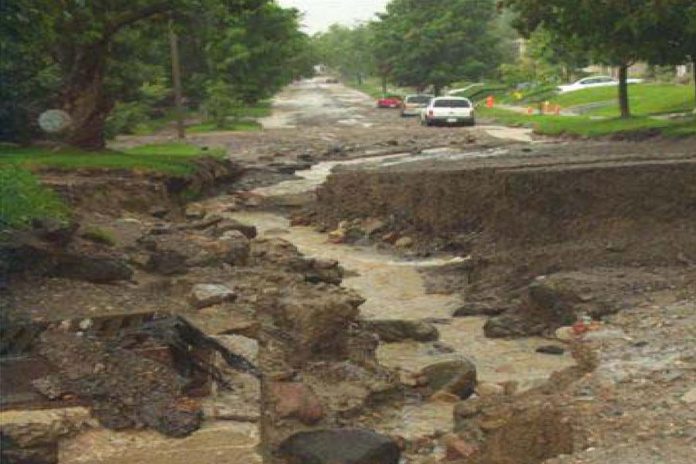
[314,141,696,274]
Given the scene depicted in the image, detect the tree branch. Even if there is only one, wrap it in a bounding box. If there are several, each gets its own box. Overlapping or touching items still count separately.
[104,2,174,38]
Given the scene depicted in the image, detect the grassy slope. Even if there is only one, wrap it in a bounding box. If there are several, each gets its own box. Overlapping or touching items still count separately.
[553,84,695,116]
[0,167,69,228]
[479,107,696,137]
[0,143,226,175]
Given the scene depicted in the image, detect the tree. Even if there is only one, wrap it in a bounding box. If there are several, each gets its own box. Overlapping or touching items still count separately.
[0,0,293,150]
[503,0,682,118]
[372,0,502,95]
[642,0,696,106]
[313,24,376,84]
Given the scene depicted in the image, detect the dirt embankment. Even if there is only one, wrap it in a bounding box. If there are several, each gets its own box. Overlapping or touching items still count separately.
[314,144,696,275]
[40,157,244,215]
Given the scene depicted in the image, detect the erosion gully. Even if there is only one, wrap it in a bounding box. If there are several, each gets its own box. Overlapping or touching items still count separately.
[235,151,572,447]
[56,148,570,464]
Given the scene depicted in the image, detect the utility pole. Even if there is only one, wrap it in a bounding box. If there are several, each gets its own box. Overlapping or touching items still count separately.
[169,19,185,139]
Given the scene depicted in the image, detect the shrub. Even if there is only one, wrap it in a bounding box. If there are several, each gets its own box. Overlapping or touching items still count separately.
[105,101,150,138]
[0,166,68,230]
[202,81,242,129]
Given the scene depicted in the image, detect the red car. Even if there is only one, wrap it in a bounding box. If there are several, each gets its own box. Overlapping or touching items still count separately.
[377,95,402,109]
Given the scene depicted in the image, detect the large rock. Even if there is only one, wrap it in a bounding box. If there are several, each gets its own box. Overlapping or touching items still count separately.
[145,250,189,275]
[453,302,508,317]
[191,230,250,266]
[49,255,133,283]
[421,359,477,400]
[279,428,401,464]
[281,291,360,363]
[483,312,545,338]
[269,382,324,425]
[364,319,439,343]
[485,277,579,338]
[304,258,343,285]
[189,284,237,309]
[213,219,257,239]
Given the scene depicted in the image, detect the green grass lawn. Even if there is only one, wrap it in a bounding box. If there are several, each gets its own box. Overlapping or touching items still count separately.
[551,83,694,117]
[0,142,226,175]
[479,107,696,138]
[187,120,262,133]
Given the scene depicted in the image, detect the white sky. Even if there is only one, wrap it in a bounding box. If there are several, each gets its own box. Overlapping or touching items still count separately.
[277,0,390,34]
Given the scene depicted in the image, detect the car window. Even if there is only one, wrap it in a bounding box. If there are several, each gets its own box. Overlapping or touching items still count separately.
[433,99,470,108]
[581,79,596,85]
[406,95,431,104]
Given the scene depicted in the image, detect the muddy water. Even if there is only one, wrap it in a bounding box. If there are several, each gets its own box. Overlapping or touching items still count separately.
[230,210,572,388]
[228,153,572,443]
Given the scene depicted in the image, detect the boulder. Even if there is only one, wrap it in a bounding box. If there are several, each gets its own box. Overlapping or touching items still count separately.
[536,345,566,355]
[269,382,324,425]
[484,313,545,338]
[421,359,477,400]
[279,428,400,464]
[189,231,250,267]
[453,303,507,317]
[214,219,257,239]
[304,258,343,285]
[281,292,360,363]
[49,255,133,283]
[189,284,237,309]
[145,250,189,275]
[364,319,439,343]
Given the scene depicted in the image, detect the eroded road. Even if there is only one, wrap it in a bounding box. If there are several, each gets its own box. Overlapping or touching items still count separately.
[3,78,695,464]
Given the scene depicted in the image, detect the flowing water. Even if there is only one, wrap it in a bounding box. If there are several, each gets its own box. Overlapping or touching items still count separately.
[58,151,571,462]
[229,153,573,444]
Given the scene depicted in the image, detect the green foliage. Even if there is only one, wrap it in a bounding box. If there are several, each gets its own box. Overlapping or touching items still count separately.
[202,81,241,129]
[0,166,68,229]
[82,226,116,246]
[1,1,310,148]
[313,24,376,83]
[105,101,151,138]
[372,0,505,93]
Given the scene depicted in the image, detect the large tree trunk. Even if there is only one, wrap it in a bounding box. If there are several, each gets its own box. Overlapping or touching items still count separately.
[61,44,113,151]
[618,64,630,119]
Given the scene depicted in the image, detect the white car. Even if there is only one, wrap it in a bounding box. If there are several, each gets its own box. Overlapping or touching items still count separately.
[557,76,644,93]
[420,97,475,126]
